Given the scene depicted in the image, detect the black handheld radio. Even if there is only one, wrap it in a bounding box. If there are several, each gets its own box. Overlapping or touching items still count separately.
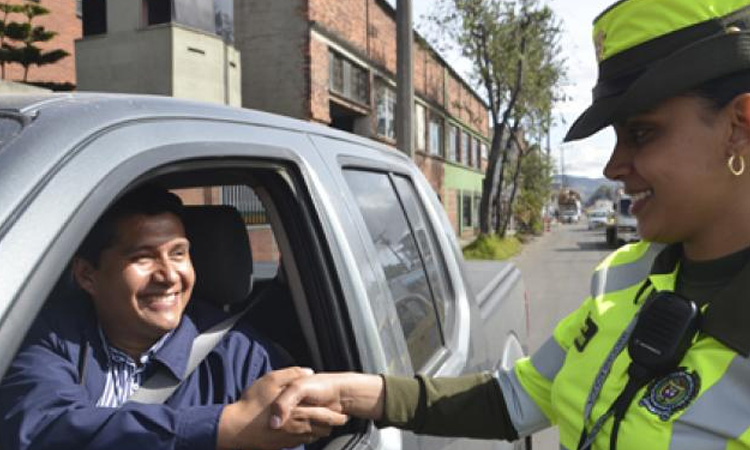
[578,291,701,450]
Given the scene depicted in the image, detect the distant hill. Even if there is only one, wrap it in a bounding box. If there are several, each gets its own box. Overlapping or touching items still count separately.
[552,175,620,204]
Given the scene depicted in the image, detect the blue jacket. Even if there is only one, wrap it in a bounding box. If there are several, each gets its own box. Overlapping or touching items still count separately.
[0,294,286,450]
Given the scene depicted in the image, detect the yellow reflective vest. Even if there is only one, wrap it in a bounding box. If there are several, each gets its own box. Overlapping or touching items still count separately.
[498,241,750,450]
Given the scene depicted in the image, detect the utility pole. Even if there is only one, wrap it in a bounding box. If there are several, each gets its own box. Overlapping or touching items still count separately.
[396,0,414,157]
[560,143,566,188]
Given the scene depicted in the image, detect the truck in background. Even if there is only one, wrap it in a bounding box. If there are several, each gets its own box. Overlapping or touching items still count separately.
[606,190,639,247]
[558,188,582,223]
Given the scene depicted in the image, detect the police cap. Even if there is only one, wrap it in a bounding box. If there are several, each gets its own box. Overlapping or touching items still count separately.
[565,0,750,142]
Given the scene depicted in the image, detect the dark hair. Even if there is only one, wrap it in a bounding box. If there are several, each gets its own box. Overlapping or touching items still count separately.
[690,70,750,111]
[76,185,184,266]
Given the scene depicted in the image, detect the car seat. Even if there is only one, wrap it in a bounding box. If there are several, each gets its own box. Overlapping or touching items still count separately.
[181,204,295,367]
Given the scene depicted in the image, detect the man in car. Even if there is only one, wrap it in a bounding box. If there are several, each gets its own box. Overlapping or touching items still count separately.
[0,185,346,450]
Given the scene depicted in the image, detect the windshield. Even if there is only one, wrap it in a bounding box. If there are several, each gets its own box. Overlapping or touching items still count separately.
[619,198,632,216]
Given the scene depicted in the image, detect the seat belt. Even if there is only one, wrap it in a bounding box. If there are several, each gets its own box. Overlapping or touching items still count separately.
[127,278,281,404]
[127,304,250,404]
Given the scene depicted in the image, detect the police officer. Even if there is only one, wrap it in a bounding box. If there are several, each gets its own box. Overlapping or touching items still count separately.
[270,1,750,449]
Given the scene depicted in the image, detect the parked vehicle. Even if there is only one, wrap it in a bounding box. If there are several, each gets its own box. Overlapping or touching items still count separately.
[0,94,530,450]
[605,191,639,247]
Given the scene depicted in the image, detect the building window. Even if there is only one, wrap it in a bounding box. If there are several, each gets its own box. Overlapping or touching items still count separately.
[429,115,443,157]
[76,0,82,18]
[481,142,488,161]
[329,51,369,106]
[474,138,481,168]
[473,193,481,227]
[143,0,172,26]
[376,82,397,140]
[415,103,426,151]
[221,185,269,225]
[461,131,470,166]
[462,192,473,228]
[447,125,458,162]
[82,0,107,36]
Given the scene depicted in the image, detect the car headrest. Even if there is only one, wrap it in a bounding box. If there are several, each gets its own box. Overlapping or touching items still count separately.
[182,205,253,307]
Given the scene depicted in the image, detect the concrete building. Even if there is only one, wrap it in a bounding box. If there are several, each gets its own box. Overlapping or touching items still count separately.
[76,0,241,106]
[0,0,79,88]
[236,0,491,238]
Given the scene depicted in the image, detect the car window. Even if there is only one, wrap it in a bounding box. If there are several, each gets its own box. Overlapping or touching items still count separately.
[175,185,280,280]
[391,175,454,340]
[343,169,444,369]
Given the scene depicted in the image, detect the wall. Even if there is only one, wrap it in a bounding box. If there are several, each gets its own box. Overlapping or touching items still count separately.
[309,36,331,123]
[235,0,310,118]
[2,0,80,86]
[172,26,241,106]
[309,0,367,54]
[76,26,173,95]
[77,24,239,105]
[444,163,484,237]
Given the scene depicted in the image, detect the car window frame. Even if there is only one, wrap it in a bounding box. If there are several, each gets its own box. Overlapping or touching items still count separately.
[0,118,356,380]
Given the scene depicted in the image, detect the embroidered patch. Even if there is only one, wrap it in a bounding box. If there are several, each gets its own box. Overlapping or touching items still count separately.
[594,29,607,62]
[639,368,701,421]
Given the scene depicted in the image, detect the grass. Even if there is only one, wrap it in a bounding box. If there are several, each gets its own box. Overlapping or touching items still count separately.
[463,234,522,260]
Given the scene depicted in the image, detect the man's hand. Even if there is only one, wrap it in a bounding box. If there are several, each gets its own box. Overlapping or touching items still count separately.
[217,367,349,450]
[270,373,385,430]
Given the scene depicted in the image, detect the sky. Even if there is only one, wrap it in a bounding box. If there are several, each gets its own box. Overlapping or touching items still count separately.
[407,0,617,179]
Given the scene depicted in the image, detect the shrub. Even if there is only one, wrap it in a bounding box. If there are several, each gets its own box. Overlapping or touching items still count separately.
[463,234,522,260]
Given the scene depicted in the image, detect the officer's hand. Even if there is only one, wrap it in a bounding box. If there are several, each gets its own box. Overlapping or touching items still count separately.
[217,367,349,450]
[270,372,384,430]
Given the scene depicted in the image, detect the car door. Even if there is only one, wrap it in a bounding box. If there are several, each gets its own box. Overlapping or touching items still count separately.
[308,134,520,450]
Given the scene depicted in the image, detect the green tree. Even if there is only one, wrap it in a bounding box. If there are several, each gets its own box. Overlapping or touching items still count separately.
[0,2,22,79]
[514,145,554,235]
[0,2,68,82]
[587,184,615,207]
[425,0,565,237]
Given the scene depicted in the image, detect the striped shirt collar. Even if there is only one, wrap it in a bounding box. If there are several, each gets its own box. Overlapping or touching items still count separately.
[98,326,173,367]
[96,327,173,407]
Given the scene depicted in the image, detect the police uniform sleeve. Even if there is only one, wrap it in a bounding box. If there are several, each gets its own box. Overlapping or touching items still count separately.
[377,373,519,440]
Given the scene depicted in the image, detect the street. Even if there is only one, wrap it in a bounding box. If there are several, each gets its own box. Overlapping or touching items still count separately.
[512,220,612,449]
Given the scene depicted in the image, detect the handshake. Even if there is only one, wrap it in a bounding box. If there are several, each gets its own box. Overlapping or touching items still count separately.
[217,367,384,450]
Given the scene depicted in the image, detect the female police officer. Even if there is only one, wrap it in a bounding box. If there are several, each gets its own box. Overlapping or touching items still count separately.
[270,1,750,449]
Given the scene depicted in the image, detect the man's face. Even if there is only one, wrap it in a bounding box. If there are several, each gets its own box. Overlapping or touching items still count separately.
[75,212,195,356]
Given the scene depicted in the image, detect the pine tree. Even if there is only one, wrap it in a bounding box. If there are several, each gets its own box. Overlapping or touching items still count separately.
[0,1,68,82]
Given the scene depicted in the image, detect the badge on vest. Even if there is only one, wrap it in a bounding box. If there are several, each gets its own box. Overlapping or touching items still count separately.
[639,368,701,421]
[574,314,598,352]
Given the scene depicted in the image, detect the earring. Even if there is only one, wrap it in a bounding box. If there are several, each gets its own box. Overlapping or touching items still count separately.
[728,154,746,176]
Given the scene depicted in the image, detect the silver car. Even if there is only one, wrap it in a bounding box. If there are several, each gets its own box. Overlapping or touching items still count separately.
[0,94,530,450]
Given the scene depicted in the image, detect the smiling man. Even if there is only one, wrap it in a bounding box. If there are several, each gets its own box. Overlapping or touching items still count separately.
[0,185,346,450]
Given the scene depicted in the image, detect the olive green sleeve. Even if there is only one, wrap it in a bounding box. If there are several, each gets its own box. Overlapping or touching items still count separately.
[375,373,519,440]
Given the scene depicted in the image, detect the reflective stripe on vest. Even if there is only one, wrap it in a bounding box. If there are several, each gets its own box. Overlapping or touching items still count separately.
[531,337,567,381]
[495,367,551,437]
[514,241,750,449]
[590,242,664,298]
[668,353,750,450]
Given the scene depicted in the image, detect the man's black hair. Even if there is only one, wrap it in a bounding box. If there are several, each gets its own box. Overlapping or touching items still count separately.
[76,185,184,267]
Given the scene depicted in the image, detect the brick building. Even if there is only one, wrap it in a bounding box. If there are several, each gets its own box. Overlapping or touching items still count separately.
[236,0,491,238]
[1,0,80,87]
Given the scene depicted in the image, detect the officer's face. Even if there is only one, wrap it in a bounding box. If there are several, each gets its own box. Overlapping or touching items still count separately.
[74,212,195,356]
[604,95,745,258]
